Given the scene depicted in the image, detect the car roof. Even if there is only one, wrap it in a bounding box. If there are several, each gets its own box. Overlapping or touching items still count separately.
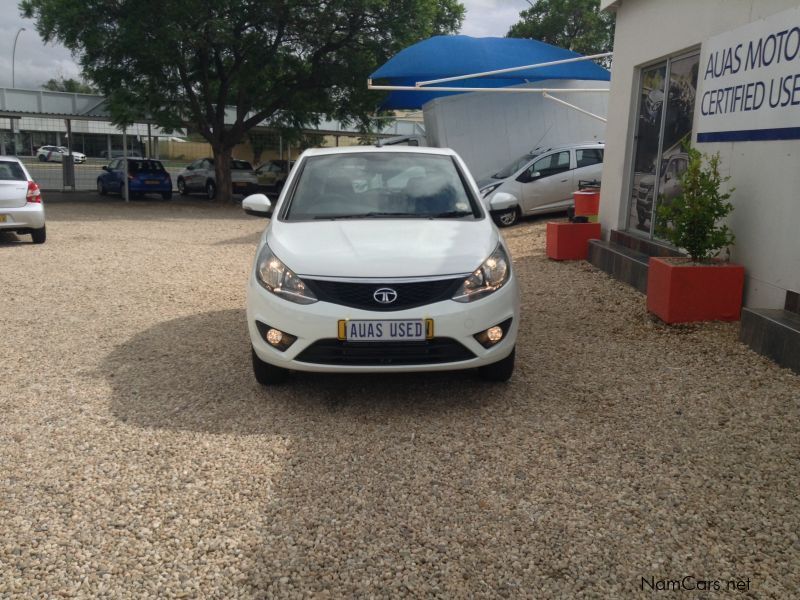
[300,145,459,158]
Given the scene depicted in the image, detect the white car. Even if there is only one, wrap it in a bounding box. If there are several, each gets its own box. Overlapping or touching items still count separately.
[36,145,87,164]
[477,141,604,227]
[243,146,520,384]
[0,157,46,243]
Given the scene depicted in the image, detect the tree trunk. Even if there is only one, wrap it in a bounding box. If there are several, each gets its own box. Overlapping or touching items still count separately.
[211,145,234,204]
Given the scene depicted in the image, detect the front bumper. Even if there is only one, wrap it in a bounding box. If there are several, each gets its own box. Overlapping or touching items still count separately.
[247,273,520,373]
[0,202,46,231]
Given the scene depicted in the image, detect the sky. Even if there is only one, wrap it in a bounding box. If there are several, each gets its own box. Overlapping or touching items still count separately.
[0,0,529,90]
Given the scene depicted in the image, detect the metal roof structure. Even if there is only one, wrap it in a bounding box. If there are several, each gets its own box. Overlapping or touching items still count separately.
[0,87,424,136]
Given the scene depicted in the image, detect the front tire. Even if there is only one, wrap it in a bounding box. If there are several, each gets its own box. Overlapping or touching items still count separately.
[97,179,108,196]
[252,349,289,385]
[177,178,187,196]
[478,347,515,382]
[205,180,216,200]
[31,226,46,244]
[38,154,46,162]
[492,207,519,228]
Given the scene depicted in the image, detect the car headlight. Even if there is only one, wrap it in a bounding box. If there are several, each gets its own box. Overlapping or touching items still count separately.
[255,245,317,304]
[452,244,511,303]
[481,182,503,198]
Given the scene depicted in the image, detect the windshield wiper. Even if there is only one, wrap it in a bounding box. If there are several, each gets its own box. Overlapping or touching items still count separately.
[427,211,473,219]
[313,212,418,220]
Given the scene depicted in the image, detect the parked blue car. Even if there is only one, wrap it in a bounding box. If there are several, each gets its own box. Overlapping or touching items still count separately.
[97,158,173,199]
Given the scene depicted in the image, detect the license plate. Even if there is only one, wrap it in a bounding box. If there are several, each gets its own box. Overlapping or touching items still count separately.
[0,215,6,223]
[145,180,160,185]
[338,319,434,341]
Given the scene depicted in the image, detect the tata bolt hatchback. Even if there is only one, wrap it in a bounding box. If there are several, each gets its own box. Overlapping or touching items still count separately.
[243,146,520,385]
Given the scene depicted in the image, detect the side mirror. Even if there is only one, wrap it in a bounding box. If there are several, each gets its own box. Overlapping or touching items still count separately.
[489,192,518,212]
[102,165,109,172]
[186,165,194,171]
[243,193,272,217]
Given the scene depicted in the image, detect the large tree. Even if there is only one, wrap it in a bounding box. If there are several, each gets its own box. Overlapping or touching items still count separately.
[21,0,464,202]
[507,0,614,63]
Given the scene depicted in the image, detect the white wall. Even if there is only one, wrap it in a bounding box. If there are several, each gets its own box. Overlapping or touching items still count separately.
[422,79,609,181]
[598,0,800,308]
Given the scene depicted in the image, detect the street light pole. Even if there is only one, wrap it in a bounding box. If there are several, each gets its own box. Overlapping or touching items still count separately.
[12,28,26,88]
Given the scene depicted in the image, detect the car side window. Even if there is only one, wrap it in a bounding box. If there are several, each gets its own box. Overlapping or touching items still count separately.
[109,159,120,170]
[530,151,571,179]
[576,149,603,168]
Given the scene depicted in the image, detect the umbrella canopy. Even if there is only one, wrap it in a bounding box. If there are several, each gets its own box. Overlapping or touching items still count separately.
[370,36,610,110]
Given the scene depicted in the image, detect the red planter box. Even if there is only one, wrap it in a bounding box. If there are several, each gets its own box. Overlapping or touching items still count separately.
[546,222,601,261]
[573,190,600,217]
[646,257,745,324]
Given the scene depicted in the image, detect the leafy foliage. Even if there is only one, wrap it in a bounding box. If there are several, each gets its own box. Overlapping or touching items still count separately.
[20,0,464,202]
[507,0,614,63]
[42,76,95,94]
[655,147,735,263]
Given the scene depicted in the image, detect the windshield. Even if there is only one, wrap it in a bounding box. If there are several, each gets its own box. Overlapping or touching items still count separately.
[493,153,538,179]
[283,153,481,221]
[232,160,253,170]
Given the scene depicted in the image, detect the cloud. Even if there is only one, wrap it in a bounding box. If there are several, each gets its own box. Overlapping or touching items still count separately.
[460,0,528,38]
[0,8,81,90]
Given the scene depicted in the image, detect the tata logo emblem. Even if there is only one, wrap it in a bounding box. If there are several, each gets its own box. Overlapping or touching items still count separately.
[373,287,398,304]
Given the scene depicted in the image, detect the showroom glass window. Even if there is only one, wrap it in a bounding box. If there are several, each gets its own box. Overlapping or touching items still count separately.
[627,51,700,239]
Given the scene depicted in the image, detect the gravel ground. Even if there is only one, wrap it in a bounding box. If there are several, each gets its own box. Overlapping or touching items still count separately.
[1,199,799,598]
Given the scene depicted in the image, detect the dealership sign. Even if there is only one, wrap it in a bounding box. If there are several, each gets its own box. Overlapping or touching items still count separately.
[696,6,800,142]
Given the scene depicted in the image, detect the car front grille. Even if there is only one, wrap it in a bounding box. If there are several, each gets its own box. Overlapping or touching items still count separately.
[303,278,464,311]
[294,338,476,366]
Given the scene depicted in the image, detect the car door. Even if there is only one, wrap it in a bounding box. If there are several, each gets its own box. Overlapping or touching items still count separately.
[573,147,604,186]
[109,159,124,192]
[187,159,205,190]
[517,150,574,213]
[200,159,214,187]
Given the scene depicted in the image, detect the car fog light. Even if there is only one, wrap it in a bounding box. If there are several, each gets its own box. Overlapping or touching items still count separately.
[256,321,297,352]
[487,326,503,342]
[473,318,513,349]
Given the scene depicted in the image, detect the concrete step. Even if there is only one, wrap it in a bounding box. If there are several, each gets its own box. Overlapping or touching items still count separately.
[740,308,800,374]
[587,239,650,294]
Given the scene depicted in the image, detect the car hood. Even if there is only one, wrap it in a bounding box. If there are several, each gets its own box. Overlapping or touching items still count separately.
[476,176,503,189]
[266,219,498,278]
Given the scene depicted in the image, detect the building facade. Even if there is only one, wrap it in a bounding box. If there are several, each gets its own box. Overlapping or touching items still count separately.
[599,0,800,310]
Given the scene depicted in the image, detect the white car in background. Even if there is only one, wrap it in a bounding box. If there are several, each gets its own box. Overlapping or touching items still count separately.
[36,145,87,164]
[242,145,519,385]
[477,141,604,227]
[0,157,46,244]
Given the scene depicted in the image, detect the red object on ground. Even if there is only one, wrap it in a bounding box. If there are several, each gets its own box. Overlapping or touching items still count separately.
[546,222,602,261]
[573,190,600,217]
[646,257,745,324]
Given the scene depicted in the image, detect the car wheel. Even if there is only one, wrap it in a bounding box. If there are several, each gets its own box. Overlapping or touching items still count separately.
[478,347,515,382]
[493,207,519,228]
[38,154,47,162]
[31,226,46,245]
[205,180,216,200]
[162,190,173,200]
[252,349,289,385]
[97,179,107,196]
[177,178,187,196]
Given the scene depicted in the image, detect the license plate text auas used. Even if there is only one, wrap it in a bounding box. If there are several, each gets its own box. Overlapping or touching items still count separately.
[338,319,433,341]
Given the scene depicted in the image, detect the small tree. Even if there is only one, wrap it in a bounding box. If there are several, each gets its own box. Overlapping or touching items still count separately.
[655,147,735,263]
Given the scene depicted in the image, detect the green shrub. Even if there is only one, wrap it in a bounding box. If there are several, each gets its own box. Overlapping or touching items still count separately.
[656,147,735,263]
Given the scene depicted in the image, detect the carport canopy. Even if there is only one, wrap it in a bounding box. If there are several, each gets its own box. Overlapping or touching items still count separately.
[369,36,611,110]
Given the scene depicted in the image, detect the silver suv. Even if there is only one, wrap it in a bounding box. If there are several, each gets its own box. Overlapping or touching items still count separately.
[176,158,258,199]
[477,141,604,227]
